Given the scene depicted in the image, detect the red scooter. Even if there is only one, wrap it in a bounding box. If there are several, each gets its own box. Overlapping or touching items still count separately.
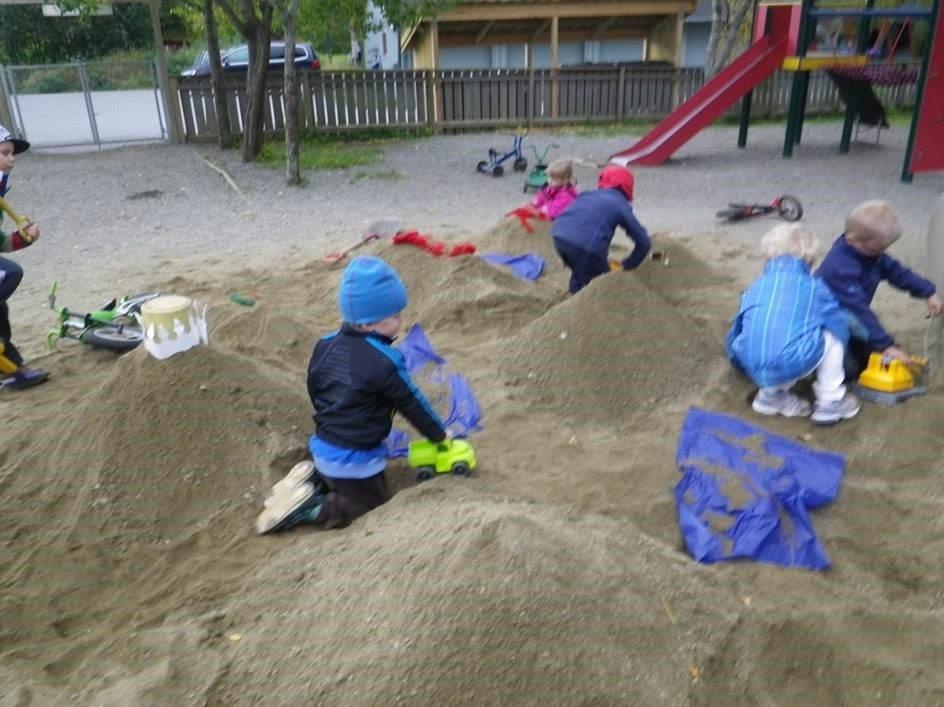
[716,195,803,223]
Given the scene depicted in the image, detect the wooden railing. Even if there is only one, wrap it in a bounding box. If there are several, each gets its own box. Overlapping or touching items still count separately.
[174,64,919,141]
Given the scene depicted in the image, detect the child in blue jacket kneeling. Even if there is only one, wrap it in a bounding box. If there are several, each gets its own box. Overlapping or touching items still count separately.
[727,224,861,426]
[256,256,447,534]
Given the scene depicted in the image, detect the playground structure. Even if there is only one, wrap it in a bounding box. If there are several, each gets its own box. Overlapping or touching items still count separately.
[610,0,944,182]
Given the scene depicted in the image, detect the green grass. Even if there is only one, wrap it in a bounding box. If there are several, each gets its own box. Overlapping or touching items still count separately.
[259,135,383,171]
[257,129,430,172]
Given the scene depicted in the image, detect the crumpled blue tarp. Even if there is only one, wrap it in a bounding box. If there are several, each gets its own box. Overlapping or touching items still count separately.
[674,407,845,571]
[480,253,545,281]
[384,324,483,458]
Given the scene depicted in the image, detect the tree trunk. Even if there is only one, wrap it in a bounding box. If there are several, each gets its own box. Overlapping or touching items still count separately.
[714,0,753,71]
[203,0,232,149]
[282,0,302,185]
[241,6,273,162]
[705,0,728,77]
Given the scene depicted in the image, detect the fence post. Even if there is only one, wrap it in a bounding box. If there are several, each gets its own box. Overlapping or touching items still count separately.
[302,73,315,130]
[165,76,186,142]
[78,63,102,147]
[426,70,441,133]
[616,67,625,122]
[527,69,535,126]
[0,66,13,130]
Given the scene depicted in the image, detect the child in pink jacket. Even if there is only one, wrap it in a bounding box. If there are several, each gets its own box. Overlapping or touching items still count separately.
[531,159,577,220]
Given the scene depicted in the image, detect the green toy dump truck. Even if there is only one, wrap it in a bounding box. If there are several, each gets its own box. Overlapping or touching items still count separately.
[408,439,477,482]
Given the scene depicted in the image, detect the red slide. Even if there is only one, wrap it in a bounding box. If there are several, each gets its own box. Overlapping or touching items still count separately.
[610,37,789,167]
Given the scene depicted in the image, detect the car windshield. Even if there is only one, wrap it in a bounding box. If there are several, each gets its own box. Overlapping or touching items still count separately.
[225,47,250,63]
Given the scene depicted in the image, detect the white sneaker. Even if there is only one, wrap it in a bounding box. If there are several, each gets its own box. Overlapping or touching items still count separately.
[752,389,812,417]
[264,461,315,508]
[811,394,861,426]
[255,482,323,535]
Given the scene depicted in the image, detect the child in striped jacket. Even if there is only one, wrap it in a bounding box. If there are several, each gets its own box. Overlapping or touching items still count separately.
[726,224,861,426]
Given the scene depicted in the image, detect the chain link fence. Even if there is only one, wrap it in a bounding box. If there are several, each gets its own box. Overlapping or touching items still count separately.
[0,60,167,149]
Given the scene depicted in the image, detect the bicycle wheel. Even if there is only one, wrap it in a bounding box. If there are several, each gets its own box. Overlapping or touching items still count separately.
[80,325,144,351]
[777,195,803,221]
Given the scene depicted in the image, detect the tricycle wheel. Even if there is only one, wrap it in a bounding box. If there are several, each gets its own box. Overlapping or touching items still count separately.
[513,157,528,172]
[777,195,803,221]
[80,325,144,351]
[415,467,435,482]
[492,165,504,178]
[477,160,489,174]
[450,462,471,477]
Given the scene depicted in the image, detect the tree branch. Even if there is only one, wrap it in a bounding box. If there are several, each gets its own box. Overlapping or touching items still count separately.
[212,0,248,35]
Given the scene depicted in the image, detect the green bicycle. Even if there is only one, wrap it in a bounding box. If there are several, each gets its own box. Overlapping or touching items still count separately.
[46,282,160,352]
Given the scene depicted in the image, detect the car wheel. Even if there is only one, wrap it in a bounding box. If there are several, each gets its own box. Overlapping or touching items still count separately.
[450,462,471,477]
[416,467,435,482]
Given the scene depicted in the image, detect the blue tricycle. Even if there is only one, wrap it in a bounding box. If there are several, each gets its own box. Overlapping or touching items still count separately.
[477,134,528,178]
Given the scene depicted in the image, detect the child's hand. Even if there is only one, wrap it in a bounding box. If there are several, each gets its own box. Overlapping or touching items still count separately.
[927,293,943,318]
[22,222,39,242]
[883,345,911,362]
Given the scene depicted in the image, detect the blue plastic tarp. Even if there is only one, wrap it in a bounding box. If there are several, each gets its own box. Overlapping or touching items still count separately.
[481,253,545,281]
[675,407,845,570]
[384,324,483,458]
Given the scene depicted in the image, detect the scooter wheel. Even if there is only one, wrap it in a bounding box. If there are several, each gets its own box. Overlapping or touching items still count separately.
[492,165,504,178]
[513,157,528,172]
[477,161,489,173]
[777,195,803,221]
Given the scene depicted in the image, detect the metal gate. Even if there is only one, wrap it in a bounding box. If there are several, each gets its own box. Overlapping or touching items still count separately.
[0,60,167,149]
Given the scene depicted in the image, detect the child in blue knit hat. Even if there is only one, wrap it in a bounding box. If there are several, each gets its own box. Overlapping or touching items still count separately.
[256,255,447,534]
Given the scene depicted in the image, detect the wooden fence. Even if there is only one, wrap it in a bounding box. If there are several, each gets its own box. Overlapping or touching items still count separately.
[174,64,920,142]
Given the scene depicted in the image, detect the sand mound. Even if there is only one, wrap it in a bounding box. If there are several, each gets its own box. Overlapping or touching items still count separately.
[478,217,563,272]
[214,485,737,705]
[4,229,944,705]
[47,345,310,543]
[211,305,318,372]
[377,242,561,338]
[500,271,721,426]
[694,606,944,705]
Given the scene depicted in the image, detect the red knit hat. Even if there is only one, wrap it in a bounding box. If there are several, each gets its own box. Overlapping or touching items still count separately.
[598,165,634,201]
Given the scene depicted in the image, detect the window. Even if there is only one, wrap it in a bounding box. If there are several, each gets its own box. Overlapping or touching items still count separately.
[225,47,250,64]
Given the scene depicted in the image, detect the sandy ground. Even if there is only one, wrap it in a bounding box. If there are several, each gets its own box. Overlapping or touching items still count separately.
[2,123,944,705]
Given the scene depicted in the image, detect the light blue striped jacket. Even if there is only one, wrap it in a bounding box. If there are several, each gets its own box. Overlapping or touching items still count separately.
[726,256,850,387]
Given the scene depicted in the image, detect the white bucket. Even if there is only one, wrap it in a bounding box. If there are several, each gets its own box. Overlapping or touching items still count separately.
[136,295,208,360]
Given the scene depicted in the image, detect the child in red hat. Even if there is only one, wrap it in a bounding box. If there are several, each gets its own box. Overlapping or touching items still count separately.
[549,164,651,294]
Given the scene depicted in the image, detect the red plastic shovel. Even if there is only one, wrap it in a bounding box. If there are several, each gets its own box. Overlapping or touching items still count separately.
[324,219,400,265]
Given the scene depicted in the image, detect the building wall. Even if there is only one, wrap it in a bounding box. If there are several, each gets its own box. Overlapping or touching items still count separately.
[682,23,710,67]
[597,38,646,62]
[363,2,400,69]
[440,46,493,69]
[530,40,584,67]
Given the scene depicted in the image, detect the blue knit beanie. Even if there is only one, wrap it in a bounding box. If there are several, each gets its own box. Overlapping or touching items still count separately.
[338,256,408,324]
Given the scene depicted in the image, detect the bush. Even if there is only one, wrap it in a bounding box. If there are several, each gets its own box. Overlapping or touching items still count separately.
[15,67,82,94]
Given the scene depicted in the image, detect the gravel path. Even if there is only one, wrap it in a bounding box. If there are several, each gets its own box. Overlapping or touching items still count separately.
[6,120,944,358]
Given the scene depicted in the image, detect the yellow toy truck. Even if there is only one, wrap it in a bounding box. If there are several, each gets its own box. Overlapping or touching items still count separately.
[408,439,476,482]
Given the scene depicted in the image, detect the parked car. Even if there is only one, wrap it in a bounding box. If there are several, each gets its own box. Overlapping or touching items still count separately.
[181,41,320,77]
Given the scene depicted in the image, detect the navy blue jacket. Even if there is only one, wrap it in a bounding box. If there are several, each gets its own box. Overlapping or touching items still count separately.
[550,188,651,269]
[816,234,936,350]
[307,325,446,451]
